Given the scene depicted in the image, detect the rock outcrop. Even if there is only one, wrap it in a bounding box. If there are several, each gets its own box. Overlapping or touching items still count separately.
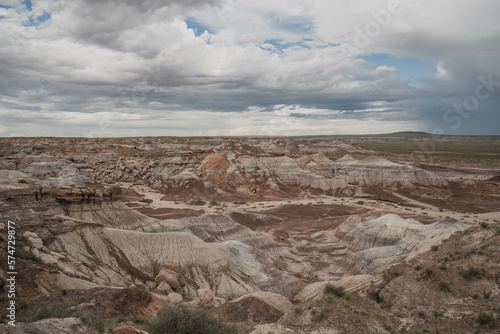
[323,215,470,274]
[220,291,294,324]
[155,263,180,290]
[47,227,264,298]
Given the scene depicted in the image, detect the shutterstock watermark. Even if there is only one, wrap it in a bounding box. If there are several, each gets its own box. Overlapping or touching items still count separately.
[341,0,404,60]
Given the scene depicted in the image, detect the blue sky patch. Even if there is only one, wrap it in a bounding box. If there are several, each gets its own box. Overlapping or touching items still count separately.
[23,0,32,11]
[23,11,51,27]
[185,17,214,37]
[362,53,435,82]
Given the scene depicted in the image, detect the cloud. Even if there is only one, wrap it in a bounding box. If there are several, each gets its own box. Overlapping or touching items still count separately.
[0,0,499,136]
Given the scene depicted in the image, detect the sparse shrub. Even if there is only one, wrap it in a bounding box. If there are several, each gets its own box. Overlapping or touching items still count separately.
[86,318,119,334]
[414,264,422,271]
[232,201,247,205]
[18,179,28,184]
[483,292,491,299]
[88,319,105,334]
[432,310,443,318]
[403,329,426,334]
[477,312,494,325]
[139,198,153,204]
[417,310,426,318]
[431,245,439,252]
[294,307,302,314]
[15,299,29,311]
[130,313,147,324]
[16,249,42,263]
[438,263,447,270]
[188,200,206,206]
[359,305,370,316]
[464,248,477,258]
[479,221,489,228]
[146,304,238,334]
[473,294,481,299]
[424,268,433,277]
[324,284,346,298]
[357,201,365,205]
[380,302,391,310]
[457,266,483,281]
[210,201,221,207]
[311,306,331,322]
[28,303,72,322]
[439,281,451,292]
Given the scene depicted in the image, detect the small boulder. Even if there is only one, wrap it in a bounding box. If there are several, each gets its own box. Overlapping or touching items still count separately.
[197,289,215,306]
[23,231,44,249]
[155,263,179,289]
[39,253,59,265]
[167,292,183,304]
[212,297,227,307]
[156,282,173,294]
[163,263,177,272]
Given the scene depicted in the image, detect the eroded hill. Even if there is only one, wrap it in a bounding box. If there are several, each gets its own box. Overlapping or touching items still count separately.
[0,136,499,333]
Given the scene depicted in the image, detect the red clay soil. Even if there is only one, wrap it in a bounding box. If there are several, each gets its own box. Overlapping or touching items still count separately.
[256,203,365,220]
[198,153,231,186]
[120,187,143,202]
[488,175,500,183]
[230,211,279,230]
[134,206,205,219]
[159,180,226,201]
[363,186,411,205]
[240,204,368,233]
[217,296,285,324]
[397,181,500,213]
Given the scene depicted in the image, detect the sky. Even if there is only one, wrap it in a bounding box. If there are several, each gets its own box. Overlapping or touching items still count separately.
[0,0,499,137]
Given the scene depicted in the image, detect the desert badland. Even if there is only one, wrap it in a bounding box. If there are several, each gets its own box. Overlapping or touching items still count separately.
[0,134,499,333]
